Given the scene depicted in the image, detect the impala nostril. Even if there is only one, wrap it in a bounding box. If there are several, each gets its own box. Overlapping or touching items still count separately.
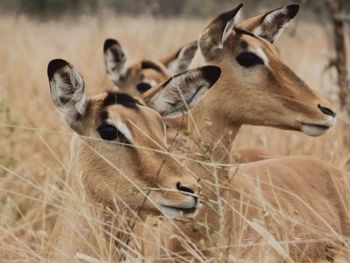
[176,182,194,194]
[318,104,336,118]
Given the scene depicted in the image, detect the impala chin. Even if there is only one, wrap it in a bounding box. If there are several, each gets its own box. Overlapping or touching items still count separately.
[158,196,202,219]
[300,116,336,136]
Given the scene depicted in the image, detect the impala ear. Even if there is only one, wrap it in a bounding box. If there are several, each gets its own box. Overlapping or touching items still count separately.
[103,38,128,85]
[148,66,221,118]
[48,59,89,134]
[240,4,299,43]
[163,41,198,74]
[199,4,243,61]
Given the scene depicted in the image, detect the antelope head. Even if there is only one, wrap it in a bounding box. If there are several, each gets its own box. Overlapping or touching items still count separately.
[47,59,204,219]
[103,39,171,98]
[190,3,336,136]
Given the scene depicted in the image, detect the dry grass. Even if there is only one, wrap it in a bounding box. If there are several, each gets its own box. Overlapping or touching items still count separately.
[0,13,349,262]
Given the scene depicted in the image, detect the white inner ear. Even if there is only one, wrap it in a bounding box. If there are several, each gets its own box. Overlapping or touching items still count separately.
[50,67,87,122]
[221,8,243,44]
[105,48,128,83]
[114,120,133,142]
[265,7,288,24]
[69,70,87,116]
[252,6,291,42]
[149,71,210,118]
[167,42,198,74]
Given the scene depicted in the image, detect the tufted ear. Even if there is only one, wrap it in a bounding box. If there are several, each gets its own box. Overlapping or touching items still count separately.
[240,4,299,43]
[147,66,221,118]
[47,59,89,134]
[103,38,128,86]
[163,41,198,74]
[199,3,243,61]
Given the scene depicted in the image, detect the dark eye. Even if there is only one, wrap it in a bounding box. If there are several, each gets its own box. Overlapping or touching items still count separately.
[97,123,129,143]
[136,82,152,93]
[236,52,264,68]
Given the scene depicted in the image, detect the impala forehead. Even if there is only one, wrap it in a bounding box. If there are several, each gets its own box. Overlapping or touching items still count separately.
[128,62,169,85]
[239,36,280,67]
[129,60,167,74]
[103,103,165,139]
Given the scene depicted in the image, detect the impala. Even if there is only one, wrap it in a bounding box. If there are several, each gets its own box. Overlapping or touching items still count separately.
[143,58,348,263]
[44,59,215,261]
[104,38,197,98]
[138,4,348,262]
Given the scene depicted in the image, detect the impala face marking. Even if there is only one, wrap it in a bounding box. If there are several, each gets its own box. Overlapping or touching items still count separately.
[254,47,269,66]
[48,59,202,219]
[141,60,164,73]
[231,31,336,136]
[102,91,141,109]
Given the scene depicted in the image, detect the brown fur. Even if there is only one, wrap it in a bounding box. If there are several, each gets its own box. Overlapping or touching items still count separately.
[45,64,202,261]
[138,5,348,262]
[116,59,171,98]
[160,156,349,262]
[103,38,172,98]
[187,7,336,162]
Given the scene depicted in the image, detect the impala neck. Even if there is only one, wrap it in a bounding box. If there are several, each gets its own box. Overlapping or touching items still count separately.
[188,53,241,164]
[187,95,241,165]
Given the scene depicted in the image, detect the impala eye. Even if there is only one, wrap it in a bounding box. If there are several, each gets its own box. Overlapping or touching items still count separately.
[136,82,152,93]
[97,123,129,143]
[236,52,264,68]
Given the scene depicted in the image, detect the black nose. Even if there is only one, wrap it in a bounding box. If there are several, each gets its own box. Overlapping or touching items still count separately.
[176,182,194,194]
[177,182,198,205]
[318,104,336,117]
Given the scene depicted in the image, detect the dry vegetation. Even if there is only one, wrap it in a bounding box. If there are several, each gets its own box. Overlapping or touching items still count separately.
[0,13,349,262]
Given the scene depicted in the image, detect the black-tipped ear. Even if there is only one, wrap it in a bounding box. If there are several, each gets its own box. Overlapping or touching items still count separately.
[103,38,128,85]
[199,4,243,61]
[201,65,222,84]
[103,38,121,52]
[286,4,300,19]
[48,59,88,134]
[248,4,300,43]
[148,65,221,118]
[47,59,70,81]
[164,41,198,74]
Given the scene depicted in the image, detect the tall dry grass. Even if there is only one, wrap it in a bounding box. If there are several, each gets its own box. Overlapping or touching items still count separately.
[0,13,349,262]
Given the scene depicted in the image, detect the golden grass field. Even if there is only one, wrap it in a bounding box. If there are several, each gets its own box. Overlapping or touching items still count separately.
[0,12,350,262]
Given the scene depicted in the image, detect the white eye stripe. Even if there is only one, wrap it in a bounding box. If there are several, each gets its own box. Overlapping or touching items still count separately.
[108,120,133,142]
[255,48,269,66]
[115,121,133,142]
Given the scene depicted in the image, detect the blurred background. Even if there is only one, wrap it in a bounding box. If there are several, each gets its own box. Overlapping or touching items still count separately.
[0,0,349,19]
